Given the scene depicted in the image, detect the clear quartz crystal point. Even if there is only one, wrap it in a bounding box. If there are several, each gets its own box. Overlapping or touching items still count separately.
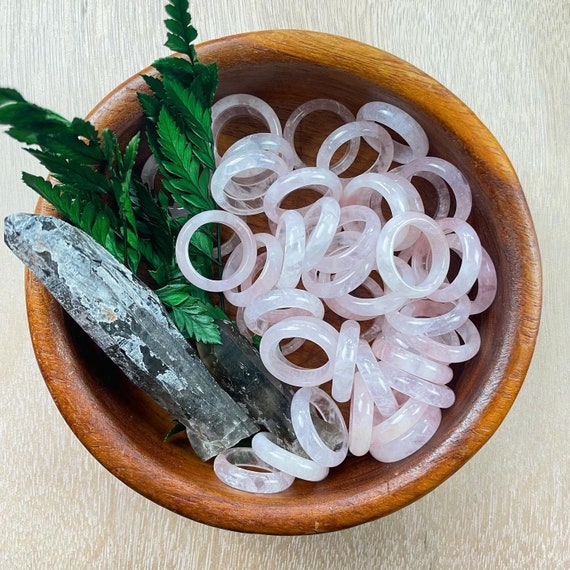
[197,320,298,447]
[4,213,258,460]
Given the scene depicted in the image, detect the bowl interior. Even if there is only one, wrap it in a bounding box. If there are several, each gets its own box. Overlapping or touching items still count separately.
[26,30,541,534]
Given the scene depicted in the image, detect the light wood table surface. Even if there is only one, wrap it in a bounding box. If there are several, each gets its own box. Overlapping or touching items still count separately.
[1,1,568,568]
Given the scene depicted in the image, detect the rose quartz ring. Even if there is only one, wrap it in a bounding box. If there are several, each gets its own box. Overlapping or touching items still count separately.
[332,320,360,402]
[284,98,359,173]
[213,447,295,493]
[252,432,329,482]
[369,404,442,463]
[175,210,257,293]
[210,150,291,215]
[392,156,472,220]
[223,232,283,307]
[290,387,349,467]
[349,373,375,456]
[259,316,339,386]
[356,101,429,164]
[264,167,343,223]
[211,94,282,164]
[317,120,394,182]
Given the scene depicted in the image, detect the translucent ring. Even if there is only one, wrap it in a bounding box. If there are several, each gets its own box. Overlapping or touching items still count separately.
[369,404,441,463]
[316,120,394,180]
[213,447,295,494]
[377,320,422,351]
[470,246,498,314]
[427,218,482,302]
[348,373,375,456]
[223,232,283,307]
[381,363,456,408]
[221,133,296,189]
[324,275,407,319]
[376,212,450,298]
[302,197,341,270]
[342,172,423,219]
[356,101,429,164]
[371,397,428,446]
[251,432,329,482]
[210,150,290,215]
[283,98,359,173]
[355,340,399,417]
[383,319,480,364]
[175,210,256,293]
[397,170,452,220]
[385,294,471,337]
[302,255,374,299]
[235,305,304,357]
[259,316,339,387]
[263,166,343,223]
[390,156,472,220]
[313,204,381,273]
[372,338,453,385]
[242,288,325,335]
[211,93,282,163]
[342,172,424,250]
[290,386,349,467]
[331,319,360,403]
[324,275,384,321]
[275,209,306,289]
[422,172,452,219]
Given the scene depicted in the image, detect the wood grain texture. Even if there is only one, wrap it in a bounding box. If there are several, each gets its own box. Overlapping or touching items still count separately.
[0,0,567,567]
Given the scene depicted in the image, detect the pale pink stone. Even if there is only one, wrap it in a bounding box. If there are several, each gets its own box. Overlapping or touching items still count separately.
[175,210,256,293]
[355,340,399,417]
[341,172,424,250]
[403,319,481,364]
[356,101,429,164]
[376,212,450,299]
[313,204,381,273]
[302,197,341,270]
[372,338,453,385]
[332,320,360,403]
[348,373,375,456]
[263,166,342,223]
[381,363,456,408]
[211,93,282,164]
[428,218,482,303]
[259,316,339,387]
[369,404,442,463]
[316,120,394,181]
[371,397,428,445]
[242,288,325,335]
[213,447,295,494]
[211,150,290,215]
[470,246,498,314]
[275,210,306,289]
[385,294,471,337]
[290,387,348,467]
[223,232,283,307]
[284,98,359,172]
[391,156,472,220]
[252,432,329,482]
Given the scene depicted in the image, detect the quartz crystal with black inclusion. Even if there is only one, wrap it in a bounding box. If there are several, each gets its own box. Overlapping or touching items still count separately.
[198,320,298,445]
[4,213,259,460]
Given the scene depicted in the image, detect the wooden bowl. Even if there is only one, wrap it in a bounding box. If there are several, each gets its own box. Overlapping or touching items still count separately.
[26,31,541,534]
